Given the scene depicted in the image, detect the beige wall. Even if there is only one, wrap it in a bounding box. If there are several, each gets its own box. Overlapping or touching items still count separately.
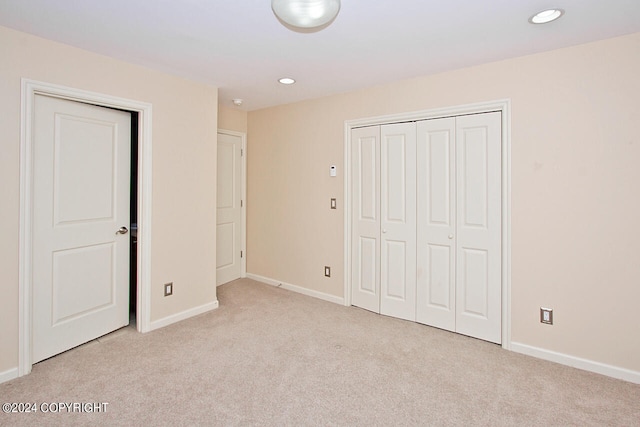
[247,32,640,373]
[218,106,248,133]
[0,26,218,374]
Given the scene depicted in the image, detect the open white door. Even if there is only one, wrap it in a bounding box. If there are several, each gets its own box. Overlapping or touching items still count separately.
[216,131,244,285]
[32,95,131,362]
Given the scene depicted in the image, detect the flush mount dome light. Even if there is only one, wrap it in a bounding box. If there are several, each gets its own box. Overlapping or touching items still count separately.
[272,0,341,30]
[529,8,565,24]
[278,77,296,85]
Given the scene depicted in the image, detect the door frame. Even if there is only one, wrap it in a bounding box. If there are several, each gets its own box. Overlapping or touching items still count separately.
[343,99,512,349]
[216,129,247,281]
[19,79,154,376]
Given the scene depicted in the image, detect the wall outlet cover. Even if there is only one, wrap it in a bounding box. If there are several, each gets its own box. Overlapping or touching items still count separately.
[540,307,553,325]
[164,282,173,297]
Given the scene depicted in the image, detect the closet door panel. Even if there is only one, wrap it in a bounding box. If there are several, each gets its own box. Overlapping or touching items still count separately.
[351,126,381,313]
[380,123,416,321]
[416,118,456,330]
[459,248,489,316]
[384,240,408,299]
[455,112,502,344]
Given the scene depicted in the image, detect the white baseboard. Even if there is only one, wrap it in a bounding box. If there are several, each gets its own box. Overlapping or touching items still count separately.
[0,367,19,385]
[148,300,219,332]
[511,342,640,384]
[246,273,344,306]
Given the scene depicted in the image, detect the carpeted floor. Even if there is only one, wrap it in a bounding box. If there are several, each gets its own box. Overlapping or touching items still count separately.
[1,278,639,426]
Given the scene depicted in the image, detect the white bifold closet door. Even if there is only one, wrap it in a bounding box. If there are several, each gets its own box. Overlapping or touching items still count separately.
[380,123,417,321]
[416,112,502,344]
[351,126,381,313]
[351,112,501,344]
[350,123,417,321]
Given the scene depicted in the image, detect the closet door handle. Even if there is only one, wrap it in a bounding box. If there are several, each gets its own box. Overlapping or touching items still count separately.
[448,234,454,239]
[382,229,387,234]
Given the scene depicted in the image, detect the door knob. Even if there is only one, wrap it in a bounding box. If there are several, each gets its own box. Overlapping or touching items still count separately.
[116,226,129,235]
[448,234,454,239]
[382,229,387,234]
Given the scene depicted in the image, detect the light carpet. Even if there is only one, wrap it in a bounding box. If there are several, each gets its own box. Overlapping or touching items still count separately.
[1,278,639,426]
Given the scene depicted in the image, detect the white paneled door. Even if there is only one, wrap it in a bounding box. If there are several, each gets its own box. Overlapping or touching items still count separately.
[416,117,457,331]
[416,112,502,343]
[454,112,502,343]
[216,132,243,285]
[380,123,417,321]
[33,95,131,363]
[351,123,417,321]
[351,112,502,344]
[350,126,381,313]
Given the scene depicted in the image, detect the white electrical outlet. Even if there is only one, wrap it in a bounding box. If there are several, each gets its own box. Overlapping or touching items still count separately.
[540,307,553,325]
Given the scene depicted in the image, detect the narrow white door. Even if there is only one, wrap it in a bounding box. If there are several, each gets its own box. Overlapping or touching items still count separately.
[350,126,381,313]
[416,117,456,331]
[455,112,502,344]
[33,95,131,363]
[216,132,243,285]
[380,123,416,321]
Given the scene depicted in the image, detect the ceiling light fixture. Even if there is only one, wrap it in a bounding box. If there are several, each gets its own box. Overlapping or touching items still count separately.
[529,8,565,24]
[232,98,243,106]
[278,77,296,85]
[272,0,341,31]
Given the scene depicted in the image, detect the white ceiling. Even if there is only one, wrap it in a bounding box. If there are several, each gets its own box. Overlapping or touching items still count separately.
[1,0,639,111]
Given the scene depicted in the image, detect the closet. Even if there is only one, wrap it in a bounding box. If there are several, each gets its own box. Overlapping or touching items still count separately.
[350,112,502,344]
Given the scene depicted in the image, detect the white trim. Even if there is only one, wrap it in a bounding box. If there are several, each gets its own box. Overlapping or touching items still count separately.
[19,79,153,377]
[0,368,19,385]
[501,102,513,350]
[511,342,640,385]
[343,99,512,349]
[148,300,219,331]
[217,129,247,280]
[247,273,345,305]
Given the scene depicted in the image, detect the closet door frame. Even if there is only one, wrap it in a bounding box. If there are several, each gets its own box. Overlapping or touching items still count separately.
[343,99,512,350]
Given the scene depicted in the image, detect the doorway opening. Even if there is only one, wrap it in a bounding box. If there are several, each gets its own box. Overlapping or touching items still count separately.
[19,79,153,377]
[216,129,247,286]
[130,111,139,322]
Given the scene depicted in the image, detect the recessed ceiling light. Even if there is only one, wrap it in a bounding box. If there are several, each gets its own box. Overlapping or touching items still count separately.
[232,98,243,106]
[529,9,565,24]
[278,77,296,85]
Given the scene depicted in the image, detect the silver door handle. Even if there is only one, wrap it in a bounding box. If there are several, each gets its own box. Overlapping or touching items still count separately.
[116,226,129,235]
[448,234,454,239]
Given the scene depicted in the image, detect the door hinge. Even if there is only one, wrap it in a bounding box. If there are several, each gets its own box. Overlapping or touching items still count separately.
[240,200,243,208]
[241,148,243,156]
[241,250,243,258]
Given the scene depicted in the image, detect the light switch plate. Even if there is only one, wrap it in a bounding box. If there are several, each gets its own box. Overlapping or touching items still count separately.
[330,198,337,209]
